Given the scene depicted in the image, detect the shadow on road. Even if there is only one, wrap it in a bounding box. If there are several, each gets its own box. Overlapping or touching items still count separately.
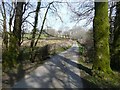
[50,55,97,88]
[11,43,99,89]
[12,54,98,88]
[57,55,92,75]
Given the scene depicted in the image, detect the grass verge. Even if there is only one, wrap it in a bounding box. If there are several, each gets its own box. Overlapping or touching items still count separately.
[77,42,120,88]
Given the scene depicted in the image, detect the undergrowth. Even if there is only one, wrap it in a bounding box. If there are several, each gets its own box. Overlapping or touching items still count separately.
[77,41,120,88]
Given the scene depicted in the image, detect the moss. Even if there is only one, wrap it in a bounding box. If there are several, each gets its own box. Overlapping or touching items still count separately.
[85,71,120,88]
[93,2,112,74]
[78,44,84,55]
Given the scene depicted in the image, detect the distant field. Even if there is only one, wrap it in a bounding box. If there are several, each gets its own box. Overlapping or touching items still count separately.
[21,39,73,47]
[24,33,47,39]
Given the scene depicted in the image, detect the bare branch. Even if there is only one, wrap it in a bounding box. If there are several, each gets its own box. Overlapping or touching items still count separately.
[24,20,34,27]
[22,1,30,15]
[22,10,36,23]
[67,1,94,27]
[49,3,63,22]
[0,5,4,18]
[42,30,55,37]
[0,19,3,22]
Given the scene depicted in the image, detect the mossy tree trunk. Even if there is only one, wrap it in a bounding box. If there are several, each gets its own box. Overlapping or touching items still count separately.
[111,2,120,71]
[92,1,112,75]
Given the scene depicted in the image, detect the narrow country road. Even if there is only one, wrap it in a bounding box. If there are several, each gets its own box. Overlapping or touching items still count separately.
[13,42,92,88]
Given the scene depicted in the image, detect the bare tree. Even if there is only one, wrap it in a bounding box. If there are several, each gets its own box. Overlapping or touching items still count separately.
[29,0,41,62]
[1,1,8,50]
[12,1,25,48]
[30,2,53,62]
[67,1,94,26]
[30,0,41,49]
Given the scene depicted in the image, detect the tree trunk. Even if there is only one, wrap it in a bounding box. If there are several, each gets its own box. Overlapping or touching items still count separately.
[9,2,15,33]
[9,2,24,64]
[111,2,120,71]
[2,1,8,50]
[13,2,24,47]
[2,2,24,70]
[34,2,52,47]
[30,1,41,62]
[30,1,41,48]
[92,1,112,75]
